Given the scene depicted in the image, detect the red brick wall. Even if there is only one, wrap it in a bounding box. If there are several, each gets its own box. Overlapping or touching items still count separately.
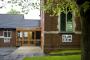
[0,30,4,47]
[75,16,81,31]
[0,38,4,47]
[44,34,81,47]
[0,29,16,47]
[59,33,81,48]
[10,30,16,47]
[44,14,81,32]
[44,13,58,31]
[0,30,3,36]
[44,13,81,53]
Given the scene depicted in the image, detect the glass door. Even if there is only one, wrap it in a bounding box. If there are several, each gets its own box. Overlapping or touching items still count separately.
[23,32,28,46]
[29,32,35,46]
[35,31,41,46]
[16,31,41,47]
[17,31,23,46]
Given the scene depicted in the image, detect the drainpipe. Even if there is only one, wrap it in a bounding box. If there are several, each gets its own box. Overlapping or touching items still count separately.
[40,0,44,52]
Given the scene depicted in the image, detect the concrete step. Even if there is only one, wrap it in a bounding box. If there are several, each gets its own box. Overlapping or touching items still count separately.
[8,46,44,60]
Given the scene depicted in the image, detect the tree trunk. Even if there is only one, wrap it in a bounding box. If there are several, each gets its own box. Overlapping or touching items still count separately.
[81,8,90,60]
[76,0,90,60]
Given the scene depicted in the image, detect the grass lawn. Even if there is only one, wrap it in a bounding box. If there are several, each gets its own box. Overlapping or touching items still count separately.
[49,49,81,54]
[23,55,81,60]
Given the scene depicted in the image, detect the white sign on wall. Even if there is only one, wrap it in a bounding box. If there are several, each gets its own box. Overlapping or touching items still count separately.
[62,34,72,42]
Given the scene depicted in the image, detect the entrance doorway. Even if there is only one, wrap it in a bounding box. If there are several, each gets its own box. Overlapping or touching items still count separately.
[16,29,41,47]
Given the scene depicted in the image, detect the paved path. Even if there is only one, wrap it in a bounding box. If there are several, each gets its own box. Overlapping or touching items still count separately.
[0,47,16,60]
[0,46,44,60]
[9,46,44,60]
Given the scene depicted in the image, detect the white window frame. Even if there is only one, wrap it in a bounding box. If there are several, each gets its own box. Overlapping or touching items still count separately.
[62,34,72,42]
[57,9,75,32]
[24,32,28,37]
[3,30,12,43]
[17,32,23,37]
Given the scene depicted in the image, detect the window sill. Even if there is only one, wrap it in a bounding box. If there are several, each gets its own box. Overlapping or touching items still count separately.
[58,32,75,34]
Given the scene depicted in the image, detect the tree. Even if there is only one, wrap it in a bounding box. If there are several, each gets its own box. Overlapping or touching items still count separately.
[0,0,40,14]
[7,9,20,14]
[8,0,40,14]
[43,0,90,60]
[43,0,79,16]
[76,0,90,60]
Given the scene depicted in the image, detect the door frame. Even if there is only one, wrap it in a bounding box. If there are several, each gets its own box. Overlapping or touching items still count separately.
[16,28,42,48]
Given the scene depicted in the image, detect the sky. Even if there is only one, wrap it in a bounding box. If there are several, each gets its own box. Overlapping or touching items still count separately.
[0,0,40,19]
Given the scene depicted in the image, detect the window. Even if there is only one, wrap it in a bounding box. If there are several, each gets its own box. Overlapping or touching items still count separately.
[62,34,72,42]
[60,8,73,32]
[3,30,12,43]
[23,32,28,37]
[36,31,41,46]
[17,32,23,37]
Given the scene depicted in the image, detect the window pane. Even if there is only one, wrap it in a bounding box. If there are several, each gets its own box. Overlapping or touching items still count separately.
[4,32,7,37]
[17,32,20,37]
[60,12,66,31]
[67,12,72,22]
[32,32,34,39]
[24,32,28,37]
[20,32,23,37]
[36,31,41,39]
[66,12,73,32]
[8,32,11,37]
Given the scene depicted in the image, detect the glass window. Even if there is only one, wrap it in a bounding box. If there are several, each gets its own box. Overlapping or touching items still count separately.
[24,32,28,37]
[4,31,11,37]
[60,12,66,32]
[20,32,23,37]
[60,8,73,32]
[17,32,23,37]
[32,32,34,39]
[17,31,20,37]
[66,12,73,32]
[8,32,11,37]
[3,30,12,43]
[36,31,41,39]
[4,32,7,37]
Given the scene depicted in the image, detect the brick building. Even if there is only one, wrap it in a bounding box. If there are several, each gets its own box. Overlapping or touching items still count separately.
[44,11,81,52]
[0,14,42,47]
[0,12,81,53]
